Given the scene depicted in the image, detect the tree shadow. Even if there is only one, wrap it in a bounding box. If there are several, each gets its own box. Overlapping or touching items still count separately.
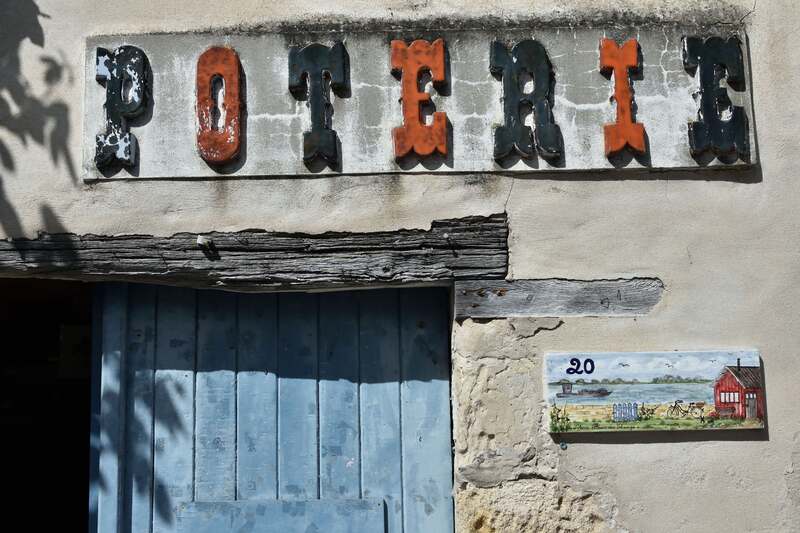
[0,181,24,240]
[0,0,76,237]
[89,361,192,533]
[90,285,195,533]
[89,286,451,532]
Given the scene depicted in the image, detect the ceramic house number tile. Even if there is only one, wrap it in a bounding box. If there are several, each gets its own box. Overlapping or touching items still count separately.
[544,350,765,433]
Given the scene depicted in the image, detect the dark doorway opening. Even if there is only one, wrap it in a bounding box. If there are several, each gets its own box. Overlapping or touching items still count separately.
[0,279,93,531]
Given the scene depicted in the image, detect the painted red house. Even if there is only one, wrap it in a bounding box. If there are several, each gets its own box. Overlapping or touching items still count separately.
[713,361,764,419]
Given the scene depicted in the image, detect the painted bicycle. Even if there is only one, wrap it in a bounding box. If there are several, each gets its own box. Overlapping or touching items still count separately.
[665,400,705,419]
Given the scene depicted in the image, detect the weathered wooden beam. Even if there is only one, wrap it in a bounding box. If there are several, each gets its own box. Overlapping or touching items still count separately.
[0,213,508,291]
[454,278,664,319]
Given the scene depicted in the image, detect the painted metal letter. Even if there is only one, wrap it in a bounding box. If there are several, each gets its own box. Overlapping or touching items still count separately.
[682,36,749,162]
[289,41,349,166]
[490,40,562,162]
[599,38,646,157]
[196,46,242,165]
[95,46,150,169]
[391,38,448,159]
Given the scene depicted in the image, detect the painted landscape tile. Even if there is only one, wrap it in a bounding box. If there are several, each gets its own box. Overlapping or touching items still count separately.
[545,350,765,433]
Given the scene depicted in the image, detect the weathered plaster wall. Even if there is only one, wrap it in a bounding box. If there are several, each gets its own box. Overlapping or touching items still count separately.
[3,1,800,532]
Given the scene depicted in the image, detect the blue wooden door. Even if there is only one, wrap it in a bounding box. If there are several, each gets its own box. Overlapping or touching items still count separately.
[92,284,453,533]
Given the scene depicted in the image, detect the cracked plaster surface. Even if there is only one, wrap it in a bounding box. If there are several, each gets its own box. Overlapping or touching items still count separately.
[81,26,749,180]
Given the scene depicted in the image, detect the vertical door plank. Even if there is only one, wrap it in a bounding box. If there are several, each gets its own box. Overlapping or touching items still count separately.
[359,290,403,533]
[97,283,128,533]
[277,293,319,500]
[153,287,196,533]
[88,286,104,533]
[318,292,360,499]
[400,288,454,533]
[124,285,157,533]
[195,290,237,501]
[236,293,278,500]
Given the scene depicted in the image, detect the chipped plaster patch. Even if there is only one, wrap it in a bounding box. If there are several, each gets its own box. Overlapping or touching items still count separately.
[452,317,620,531]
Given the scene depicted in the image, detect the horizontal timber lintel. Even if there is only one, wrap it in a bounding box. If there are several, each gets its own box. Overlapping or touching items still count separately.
[454,278,665,318]
[0,213,508,291]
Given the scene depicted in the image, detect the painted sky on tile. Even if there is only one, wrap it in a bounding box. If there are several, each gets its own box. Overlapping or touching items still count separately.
[545,350,760,383]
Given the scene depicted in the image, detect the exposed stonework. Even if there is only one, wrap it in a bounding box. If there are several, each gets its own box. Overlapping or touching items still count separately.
[452,317,616,532]
[456,480,609,533]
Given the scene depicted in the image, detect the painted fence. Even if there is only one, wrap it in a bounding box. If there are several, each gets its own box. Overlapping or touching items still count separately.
[612,402,639,422]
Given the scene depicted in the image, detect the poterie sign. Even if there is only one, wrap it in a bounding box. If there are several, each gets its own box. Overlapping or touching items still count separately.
[83,28,756,179]
[545,350,765,433]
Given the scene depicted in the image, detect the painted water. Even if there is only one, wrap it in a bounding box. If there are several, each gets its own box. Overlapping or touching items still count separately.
[547,382,713,405]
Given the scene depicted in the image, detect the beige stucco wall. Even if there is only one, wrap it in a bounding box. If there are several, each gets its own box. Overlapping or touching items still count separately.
[2,0,799,531]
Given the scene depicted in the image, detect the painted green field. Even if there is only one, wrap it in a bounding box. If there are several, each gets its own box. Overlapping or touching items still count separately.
[551,417,763,432]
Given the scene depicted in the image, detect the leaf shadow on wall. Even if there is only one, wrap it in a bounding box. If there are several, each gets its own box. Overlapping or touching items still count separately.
[0,0,77,238]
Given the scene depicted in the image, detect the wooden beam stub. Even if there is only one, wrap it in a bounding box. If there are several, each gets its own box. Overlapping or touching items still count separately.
[455,278,664,319]
[0,213,508,291]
